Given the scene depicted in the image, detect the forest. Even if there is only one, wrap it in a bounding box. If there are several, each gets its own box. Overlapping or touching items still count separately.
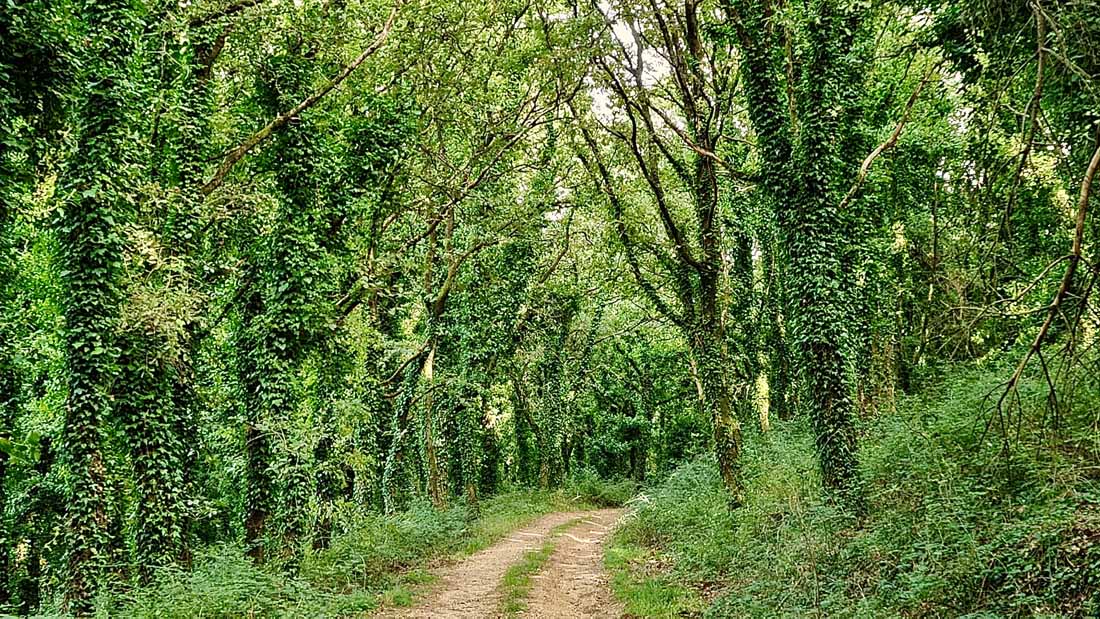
[2,0,1099,616]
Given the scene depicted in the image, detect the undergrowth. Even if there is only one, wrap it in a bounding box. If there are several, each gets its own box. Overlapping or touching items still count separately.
[105,479,629,618]
[608,364,1100,618]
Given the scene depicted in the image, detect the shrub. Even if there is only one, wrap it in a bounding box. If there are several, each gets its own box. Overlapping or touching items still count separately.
[105,545,361,619]
[566,467,639,507]
[108,489,587,617]
[609,365,1100,618]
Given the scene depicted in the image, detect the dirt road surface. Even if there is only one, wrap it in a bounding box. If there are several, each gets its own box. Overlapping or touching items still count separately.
[374,508,624,619]
[519,509,624,618]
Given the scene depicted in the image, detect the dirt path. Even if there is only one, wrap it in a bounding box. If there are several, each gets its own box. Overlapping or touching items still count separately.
[520,509,624,619]
[374,509,622,618]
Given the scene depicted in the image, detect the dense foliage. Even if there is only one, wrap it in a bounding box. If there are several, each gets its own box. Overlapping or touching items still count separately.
[613,366,1100,617]
[1,0,1098,615]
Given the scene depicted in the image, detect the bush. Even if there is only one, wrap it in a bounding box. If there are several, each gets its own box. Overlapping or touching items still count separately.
[104,545,366,619]
[608,365,1100,618]
[301,499,468,594]
[566,467,639,507]
[109,489,588,618]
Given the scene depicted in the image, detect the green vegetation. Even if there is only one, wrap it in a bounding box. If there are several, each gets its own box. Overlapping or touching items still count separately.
[110,489,594,617]
[499,518,583,616]
[500,542,555,617]
[3,0,1099,616]
[610,365,1100,617]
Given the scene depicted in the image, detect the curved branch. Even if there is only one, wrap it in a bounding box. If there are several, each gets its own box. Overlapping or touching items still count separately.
[1001,137,1100,398]
[837,59,943,212]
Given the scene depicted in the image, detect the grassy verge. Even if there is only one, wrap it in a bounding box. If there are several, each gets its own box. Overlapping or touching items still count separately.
[604,541,703,618]
[498,518,583,616]
[107,491,577,618]
[606,365,1100,618]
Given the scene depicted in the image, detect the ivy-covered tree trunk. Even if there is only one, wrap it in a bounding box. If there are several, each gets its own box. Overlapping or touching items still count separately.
[537,320,570,489]
[278,450,311,568]
[0,378,11,609]
[511,374,538,486]
[691,328,743,505]
[455,387,483,514]
[786,0,863,494]
[382,355,424,514]
[420,341,448,508]
[312,435,342,550]
[312,338,353,548]
[763,242,794,421]
[695,144,746,502]
[239,290,275,564]
[767,312,794,421]
[162,24,225,568]
[55,0,143,608]
[733,0,864,497]
[15,436,57,615]
[237,48,328,562]
[56,133,121,612]
[0,178,16,609]
[116,335,185,582]
[113,26,210,576]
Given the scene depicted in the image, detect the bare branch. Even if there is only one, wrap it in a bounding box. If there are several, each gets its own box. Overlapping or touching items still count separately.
[1000,136,1100,399]
[837,59,943,212]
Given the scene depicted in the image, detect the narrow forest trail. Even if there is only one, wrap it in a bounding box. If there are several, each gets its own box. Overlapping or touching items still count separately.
[519,509,624,618]
[374,508,625,618]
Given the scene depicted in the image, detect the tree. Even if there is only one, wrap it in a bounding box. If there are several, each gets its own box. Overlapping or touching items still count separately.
[53,0,147,608]
[568,0,758,502]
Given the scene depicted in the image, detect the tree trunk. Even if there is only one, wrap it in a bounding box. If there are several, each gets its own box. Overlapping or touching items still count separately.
[421,342,447,509]
[733,0,864,499]
[382,351,426,513]
[312,436,341,551]
[244,418,272,564]
[279,451,310,568]
[511,375,538,486]
[55,0,141,609]
[692,331,744,506]
[786,0,863,496]
[0,362,12,608]
[116,336,185,582]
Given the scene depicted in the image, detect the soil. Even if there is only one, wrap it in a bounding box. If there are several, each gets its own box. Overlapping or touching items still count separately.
[519,508,625,619]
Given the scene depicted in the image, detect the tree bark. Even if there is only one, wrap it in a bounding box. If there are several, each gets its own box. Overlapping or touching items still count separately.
[692,330,744,506]
[421,342,448,509]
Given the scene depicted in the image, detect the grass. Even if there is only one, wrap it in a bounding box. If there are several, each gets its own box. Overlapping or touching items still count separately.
[498,518,583,616]
[606,364,1100,618]
[378,567,434,609]
[604,542,704,618]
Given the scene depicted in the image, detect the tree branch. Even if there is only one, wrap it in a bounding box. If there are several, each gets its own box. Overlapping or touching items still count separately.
[837,59,943,212]
[1000,136,1100,398]
[570,105,688,328]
